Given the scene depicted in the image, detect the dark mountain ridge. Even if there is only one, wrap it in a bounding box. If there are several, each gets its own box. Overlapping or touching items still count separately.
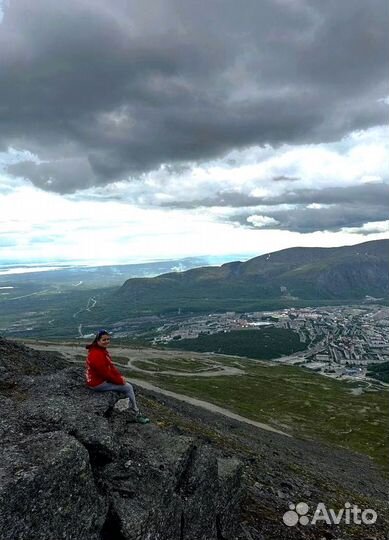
[116,240,388,313]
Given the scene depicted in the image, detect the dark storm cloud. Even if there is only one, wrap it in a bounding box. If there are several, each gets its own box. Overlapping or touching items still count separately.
[262,182,389,208]
[231,183,389,233]
[7,158,95,192]
[160,181,389,210]
[0,0,388,193]
[241,205,388,233]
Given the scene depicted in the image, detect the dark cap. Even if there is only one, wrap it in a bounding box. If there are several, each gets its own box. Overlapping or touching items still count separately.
[96,329,110,339]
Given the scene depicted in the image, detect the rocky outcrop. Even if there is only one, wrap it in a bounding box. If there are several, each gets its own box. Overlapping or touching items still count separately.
[0,430,107,540]
[0,338,243,540]
[1,336,389,540]
[0,336,67,377]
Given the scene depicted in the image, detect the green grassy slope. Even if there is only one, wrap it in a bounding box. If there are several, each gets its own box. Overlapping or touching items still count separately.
[109,350,389,473]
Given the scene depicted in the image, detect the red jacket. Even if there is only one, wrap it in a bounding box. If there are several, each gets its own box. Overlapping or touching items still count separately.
[85,345,125,387]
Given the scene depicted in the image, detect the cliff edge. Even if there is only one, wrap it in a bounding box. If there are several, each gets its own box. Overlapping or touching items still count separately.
[0,337,388,540]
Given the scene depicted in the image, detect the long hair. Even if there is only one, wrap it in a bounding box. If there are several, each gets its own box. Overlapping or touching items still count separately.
[86,329,110,350]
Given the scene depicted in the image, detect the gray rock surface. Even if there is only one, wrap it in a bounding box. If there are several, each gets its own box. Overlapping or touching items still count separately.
[0,431,106,540]
[0,338,243,539]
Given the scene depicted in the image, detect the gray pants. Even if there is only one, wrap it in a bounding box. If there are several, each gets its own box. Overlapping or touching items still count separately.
[91,381,139,413]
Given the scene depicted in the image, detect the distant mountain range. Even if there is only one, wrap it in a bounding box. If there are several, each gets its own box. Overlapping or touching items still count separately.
[0,255,252,291]
[116,240,389,313]
[1,240,387,338]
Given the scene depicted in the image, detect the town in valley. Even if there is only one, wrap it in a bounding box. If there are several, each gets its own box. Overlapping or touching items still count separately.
[146,305,389,383]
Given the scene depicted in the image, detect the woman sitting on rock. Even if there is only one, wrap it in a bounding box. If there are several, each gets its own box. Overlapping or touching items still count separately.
[85,329,150,424]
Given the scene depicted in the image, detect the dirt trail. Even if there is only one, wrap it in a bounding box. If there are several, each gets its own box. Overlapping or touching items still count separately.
[129,377,292,437]
[120,350,244,377]
[28,342,245,377]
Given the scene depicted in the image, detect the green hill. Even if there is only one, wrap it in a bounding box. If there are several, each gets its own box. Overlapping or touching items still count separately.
[115,239,389,314]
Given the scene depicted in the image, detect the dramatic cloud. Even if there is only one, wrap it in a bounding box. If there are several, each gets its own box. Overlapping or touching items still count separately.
[1,1,388,264]
[229,183,389,233]
[241,205,388,234]
[1,0,388,193]
[64,126,388,208]
[8,158,96,192]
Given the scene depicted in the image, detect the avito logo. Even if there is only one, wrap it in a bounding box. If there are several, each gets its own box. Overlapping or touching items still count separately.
[283,501,377,527]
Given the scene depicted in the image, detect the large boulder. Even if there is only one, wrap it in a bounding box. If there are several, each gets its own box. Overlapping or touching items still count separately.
[0,431,107,540]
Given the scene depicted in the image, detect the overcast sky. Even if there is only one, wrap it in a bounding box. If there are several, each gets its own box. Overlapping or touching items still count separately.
[0,0,388,265]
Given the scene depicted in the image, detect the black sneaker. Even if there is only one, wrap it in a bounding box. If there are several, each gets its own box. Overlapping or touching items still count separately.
[124,409,138,422]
